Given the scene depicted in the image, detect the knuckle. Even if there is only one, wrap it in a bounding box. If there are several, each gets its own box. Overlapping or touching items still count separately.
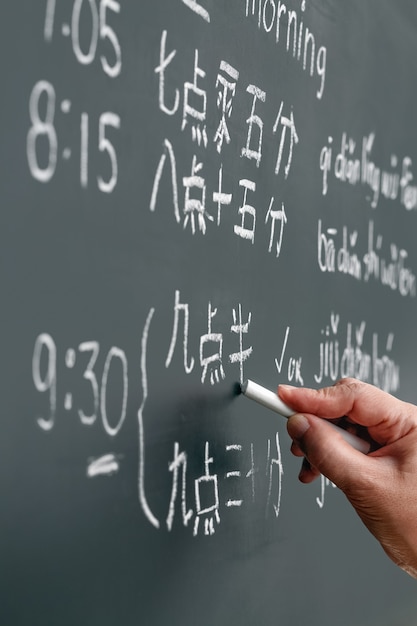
[336,377,357,386]
[335,377,364,394]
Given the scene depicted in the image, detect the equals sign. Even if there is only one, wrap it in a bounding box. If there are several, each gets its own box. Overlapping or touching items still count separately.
[86,453,123,478]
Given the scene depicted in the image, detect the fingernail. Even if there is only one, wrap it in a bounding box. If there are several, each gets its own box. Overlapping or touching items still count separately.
[298,458,310,481]
[279,384,296,391]
[298,467,310,482]
[298,468,308,481]
[287,414,310,440]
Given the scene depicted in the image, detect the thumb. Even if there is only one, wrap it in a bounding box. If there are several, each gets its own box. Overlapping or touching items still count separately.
[287,413,366,490]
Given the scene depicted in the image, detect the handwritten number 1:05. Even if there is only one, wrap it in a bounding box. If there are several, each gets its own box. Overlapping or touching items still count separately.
[32,333,128,437]
[27,81,120,192]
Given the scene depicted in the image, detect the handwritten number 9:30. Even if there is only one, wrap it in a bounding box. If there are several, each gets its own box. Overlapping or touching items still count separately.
[32,333,128,436]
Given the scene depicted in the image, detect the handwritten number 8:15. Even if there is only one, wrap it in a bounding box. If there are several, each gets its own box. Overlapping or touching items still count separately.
[26,81,120,191]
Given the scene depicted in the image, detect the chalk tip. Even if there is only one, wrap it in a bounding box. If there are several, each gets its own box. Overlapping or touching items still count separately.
[241,380,249,395]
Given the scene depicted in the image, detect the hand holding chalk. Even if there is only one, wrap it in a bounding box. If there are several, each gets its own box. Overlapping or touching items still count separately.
[241,378,417,579]
[276,378,417,579]
[241,379,370,454]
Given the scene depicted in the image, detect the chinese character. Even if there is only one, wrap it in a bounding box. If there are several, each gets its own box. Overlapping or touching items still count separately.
[155,30,180,116]
[273,101,299,178]
[213,165,232,225]
[193,442,221,536]
[183,155,213,234]
[241,84,266,167]
[150,138,180,223]
[225,444,243,508]
[234,179,256,243]
[166,442,194,530]
[265,433,283,518]
[234,178,256,243]
[166,290,195,374]
[200,302,225,385]
[229,303,253,383]
[265,197,287,257]
[182,49,208,147]
[214,61,239,153]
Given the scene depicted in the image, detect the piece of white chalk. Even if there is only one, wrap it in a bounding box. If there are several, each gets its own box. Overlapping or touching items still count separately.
[241,379,370,454]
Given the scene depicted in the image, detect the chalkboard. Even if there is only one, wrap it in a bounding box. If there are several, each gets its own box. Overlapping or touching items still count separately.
[2,1,417,625]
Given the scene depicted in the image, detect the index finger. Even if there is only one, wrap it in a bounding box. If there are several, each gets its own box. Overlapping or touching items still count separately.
[278,378,417,445]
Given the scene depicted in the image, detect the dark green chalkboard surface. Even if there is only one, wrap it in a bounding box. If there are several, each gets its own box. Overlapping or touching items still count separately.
[2,1,417,624]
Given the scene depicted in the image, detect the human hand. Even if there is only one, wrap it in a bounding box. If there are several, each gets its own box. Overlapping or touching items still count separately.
[279,377,417,578]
